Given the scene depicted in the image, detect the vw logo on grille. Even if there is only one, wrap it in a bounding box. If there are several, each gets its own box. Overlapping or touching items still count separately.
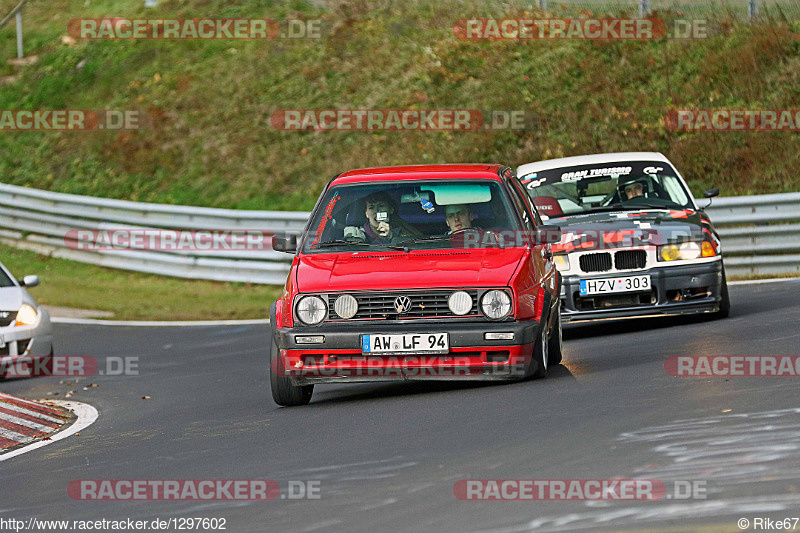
[394,296,412,314]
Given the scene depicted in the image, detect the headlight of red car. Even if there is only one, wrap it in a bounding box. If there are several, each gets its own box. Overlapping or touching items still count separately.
[480,290,512,320]
[295,296,327,326]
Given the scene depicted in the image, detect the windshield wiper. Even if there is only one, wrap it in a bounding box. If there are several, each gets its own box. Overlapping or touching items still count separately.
[313,240,409,252]
[397,236,451,245]
[625,202,679,210]
[586,203,675,213]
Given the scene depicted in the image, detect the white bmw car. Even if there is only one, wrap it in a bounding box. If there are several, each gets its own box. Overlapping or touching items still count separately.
[0,260,53,363]
[517,152,729,323]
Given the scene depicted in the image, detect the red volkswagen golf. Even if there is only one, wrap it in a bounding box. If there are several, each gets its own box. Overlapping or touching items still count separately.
[269,164,562,406]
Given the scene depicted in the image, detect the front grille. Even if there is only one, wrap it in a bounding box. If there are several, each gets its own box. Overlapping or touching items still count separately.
[0,311,16,327]
[0,339,29,357]
[327,290,480,320]
[614,250,647,270]
[579,253,612,273]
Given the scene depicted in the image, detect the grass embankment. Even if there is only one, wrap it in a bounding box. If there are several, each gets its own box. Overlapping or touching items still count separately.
[1,0,799,211]
[0,243,282,320]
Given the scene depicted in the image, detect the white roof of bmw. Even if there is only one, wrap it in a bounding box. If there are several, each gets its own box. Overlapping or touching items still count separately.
[516,152,670,178]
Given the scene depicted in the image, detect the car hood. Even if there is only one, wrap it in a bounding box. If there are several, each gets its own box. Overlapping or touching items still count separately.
[0,286,34,311]
[545,209,710,253]
[295,248,527,293]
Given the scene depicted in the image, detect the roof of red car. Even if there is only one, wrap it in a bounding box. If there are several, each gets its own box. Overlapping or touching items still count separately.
[333,164,506,184]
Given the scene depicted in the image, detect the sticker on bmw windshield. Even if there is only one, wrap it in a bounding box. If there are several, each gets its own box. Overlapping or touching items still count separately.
[560,166,632,181]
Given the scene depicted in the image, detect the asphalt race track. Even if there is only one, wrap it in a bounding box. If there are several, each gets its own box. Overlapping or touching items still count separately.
[2,280,800,532]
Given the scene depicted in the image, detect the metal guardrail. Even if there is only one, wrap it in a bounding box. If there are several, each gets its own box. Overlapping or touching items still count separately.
[705,193,800,277]
[0,182,307,284]
[1,182,798,282]
[1,0,27,59]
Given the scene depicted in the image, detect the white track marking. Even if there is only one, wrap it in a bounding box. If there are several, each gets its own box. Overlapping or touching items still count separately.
[0,401,98,462]
[0,402,64,424]
[0,427,29,442]
[0,412,55,432]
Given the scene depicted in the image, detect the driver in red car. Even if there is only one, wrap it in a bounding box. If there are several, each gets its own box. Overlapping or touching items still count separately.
[445,204,475,233]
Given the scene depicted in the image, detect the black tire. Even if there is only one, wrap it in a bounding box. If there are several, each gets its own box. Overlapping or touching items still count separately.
[716,267,731,319]
[530,319,549,379]
[547,306,563,366]
[269,336,313,407]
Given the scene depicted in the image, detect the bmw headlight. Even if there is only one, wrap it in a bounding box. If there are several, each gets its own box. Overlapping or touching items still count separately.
[295,296,327,326]
[448,291,473,316]
[480,290,512,320]
[553,254,570,272]
[16,304,38,327]
[658,242,709,262]
[333,294,358,319]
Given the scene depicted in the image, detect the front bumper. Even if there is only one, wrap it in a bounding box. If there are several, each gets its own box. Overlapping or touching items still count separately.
[560,260,723,323]
[0,309,53,358]
[274,319,540,384]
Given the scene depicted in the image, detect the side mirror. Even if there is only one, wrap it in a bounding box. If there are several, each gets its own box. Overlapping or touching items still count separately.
[536,226,562,245]
[704,188,720,198]
[272,233,298,253]
[21,275,39,288]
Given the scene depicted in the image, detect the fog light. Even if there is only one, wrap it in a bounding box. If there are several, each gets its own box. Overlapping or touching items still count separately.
[448,291,473,315]
[485,332,514,340]
[295,335,325,344]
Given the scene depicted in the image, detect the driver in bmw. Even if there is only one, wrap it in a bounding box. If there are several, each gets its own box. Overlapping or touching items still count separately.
[621,178,647,200]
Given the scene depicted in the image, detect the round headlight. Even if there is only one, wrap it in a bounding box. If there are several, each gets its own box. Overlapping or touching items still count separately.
[679,242,701,260]
[659,244,680,262]
[334,294,358,319]
[295,296,327,326]
[448,291,473,316]
[15,304,38,327]
[480,290,512,320]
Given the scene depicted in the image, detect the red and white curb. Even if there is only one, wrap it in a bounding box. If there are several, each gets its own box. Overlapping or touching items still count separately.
[0,392,98,461]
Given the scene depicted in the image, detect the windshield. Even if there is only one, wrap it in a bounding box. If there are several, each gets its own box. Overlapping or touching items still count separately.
[520,161,693,217]
[0,265,15,287]
[302,179,522,253]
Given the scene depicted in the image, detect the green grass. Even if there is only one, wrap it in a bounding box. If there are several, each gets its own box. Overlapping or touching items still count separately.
[0,0,798,213]
[0,243,283,320]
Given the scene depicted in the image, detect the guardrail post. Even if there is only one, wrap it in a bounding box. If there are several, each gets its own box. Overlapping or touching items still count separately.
[748,0,759,20]
[640,0,650,17]
[15,10,22,59]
